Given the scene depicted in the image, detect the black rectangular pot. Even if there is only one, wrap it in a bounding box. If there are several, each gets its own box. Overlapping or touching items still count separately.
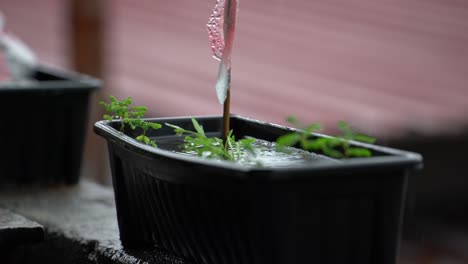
[0,65,100,187]
[94,115,422,264]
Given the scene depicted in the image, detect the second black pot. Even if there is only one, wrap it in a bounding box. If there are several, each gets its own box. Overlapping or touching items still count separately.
[0,65,100,187]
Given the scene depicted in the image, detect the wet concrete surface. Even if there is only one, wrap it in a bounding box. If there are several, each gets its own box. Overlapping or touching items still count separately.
[2,180,468,263]
[0,208,44,248]
[0,181,189,264]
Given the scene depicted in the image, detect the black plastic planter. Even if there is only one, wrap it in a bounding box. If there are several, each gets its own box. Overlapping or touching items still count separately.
[0,65,100,186]
[94,115,422,264]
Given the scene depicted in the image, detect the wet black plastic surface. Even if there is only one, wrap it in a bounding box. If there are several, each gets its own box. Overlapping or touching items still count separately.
[0,65,100,187]
[95,116,422,264]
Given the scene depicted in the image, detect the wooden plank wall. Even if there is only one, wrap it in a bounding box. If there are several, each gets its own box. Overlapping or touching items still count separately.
[106,0,468,139]
[3,0,468,139]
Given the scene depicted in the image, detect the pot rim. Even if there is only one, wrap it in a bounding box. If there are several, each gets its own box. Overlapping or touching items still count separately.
[94,115,423,175]
[0,64,101,91]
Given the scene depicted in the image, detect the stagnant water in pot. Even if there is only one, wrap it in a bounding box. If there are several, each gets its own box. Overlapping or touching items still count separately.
[155,135,339,167]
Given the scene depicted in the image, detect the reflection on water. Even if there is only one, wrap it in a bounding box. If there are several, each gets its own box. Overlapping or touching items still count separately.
[156,136,339,167]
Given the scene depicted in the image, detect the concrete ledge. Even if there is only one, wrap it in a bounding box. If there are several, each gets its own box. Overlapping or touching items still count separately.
[0,208,44,248]
[3,180,468,263]
[0,181,189,264]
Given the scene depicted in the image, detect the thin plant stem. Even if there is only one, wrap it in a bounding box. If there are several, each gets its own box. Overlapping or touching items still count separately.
[222,85,231,147]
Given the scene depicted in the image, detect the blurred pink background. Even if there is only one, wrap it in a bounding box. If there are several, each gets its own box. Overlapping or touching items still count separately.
[3,0,468,138]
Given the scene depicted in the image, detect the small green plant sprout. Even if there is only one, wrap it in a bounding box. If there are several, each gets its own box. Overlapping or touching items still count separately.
[166,118,255,161]
[276,116,376,159]
[100,95,161,147]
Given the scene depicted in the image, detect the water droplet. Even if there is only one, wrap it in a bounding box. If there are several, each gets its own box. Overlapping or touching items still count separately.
[207,0,226,61]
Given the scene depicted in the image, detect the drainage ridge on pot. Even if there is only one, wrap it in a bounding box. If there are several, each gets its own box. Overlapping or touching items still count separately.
[94,115,422,264]
[0,65,101,187]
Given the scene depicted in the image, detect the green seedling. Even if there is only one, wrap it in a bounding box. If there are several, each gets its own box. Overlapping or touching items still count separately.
[99,95,374,160]
[100,95,161,147]
[277,116,376,159]
[166,118,255,161]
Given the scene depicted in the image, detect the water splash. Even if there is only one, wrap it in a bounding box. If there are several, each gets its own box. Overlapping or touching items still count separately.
[207,0,238,104]
[157,136,339,167]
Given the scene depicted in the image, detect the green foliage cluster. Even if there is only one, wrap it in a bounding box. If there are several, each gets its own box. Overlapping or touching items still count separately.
[277,116,376,158]
[166,118,256,161]
[99,96,161,147]
[100,95,376,160]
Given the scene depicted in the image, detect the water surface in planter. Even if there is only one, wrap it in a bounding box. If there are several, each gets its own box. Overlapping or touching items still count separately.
[156,135,339,167]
